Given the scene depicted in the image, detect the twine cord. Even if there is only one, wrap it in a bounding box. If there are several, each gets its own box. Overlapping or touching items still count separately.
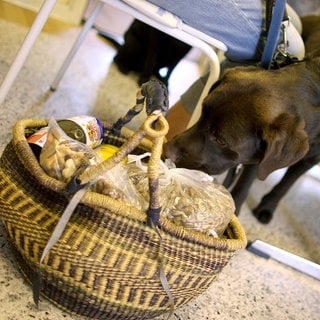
[149,222,175,318]
[111,89,145,135]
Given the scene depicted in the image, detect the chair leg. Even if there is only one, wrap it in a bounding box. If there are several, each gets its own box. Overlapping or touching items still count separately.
[0,0,57,105]
[187,46,220,128]
[50,1,104,91]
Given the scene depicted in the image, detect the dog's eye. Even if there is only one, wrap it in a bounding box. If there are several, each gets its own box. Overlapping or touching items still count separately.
[208,129,227,147]
[214,136,227,147]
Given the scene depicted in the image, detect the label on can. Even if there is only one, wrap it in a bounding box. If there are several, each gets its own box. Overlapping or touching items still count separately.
[57,116,104,148]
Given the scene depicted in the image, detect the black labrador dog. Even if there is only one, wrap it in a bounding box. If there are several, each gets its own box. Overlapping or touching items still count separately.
[164,16,320,224]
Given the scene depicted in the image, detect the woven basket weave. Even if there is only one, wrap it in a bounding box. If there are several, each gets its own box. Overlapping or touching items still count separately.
[0,116,247,320]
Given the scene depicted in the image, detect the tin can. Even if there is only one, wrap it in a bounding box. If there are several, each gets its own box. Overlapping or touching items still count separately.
[58,116,104,148]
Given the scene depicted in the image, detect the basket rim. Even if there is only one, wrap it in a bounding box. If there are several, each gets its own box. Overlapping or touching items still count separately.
[10,118,247,251]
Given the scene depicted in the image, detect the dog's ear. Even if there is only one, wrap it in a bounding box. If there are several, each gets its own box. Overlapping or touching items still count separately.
[258,113,309,180]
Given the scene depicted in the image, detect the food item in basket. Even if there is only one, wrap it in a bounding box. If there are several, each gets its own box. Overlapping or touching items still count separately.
[90,162,148,209]
[95,144,127,163]
[161,180,235,237]
[40,118,98,183]
[58,116,104,148]
[28,116,103,160]
[127,155,235,237]
[95,144,119,160]
[90,178,129,202]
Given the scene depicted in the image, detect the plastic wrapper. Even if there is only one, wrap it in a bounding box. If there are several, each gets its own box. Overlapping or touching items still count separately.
[127,154,235,237]
[39,118,98,183]
[90,162,147,209]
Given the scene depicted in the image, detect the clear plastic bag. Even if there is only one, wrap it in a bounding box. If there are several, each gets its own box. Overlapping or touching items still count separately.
[127,154,235,237]
[39,118,98,183]
[90,161,148,209]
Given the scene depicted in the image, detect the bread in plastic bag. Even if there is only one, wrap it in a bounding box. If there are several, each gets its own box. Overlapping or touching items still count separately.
[127,153,235,237]
[90,162,148,209]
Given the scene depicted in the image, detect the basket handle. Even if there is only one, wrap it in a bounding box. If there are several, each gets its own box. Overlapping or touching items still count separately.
[74,111,169,226]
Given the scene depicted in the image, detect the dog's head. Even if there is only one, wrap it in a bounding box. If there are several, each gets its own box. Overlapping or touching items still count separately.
[164,66,310,180]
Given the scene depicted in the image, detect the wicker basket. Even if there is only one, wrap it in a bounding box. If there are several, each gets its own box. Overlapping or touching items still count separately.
[0,115,247,320]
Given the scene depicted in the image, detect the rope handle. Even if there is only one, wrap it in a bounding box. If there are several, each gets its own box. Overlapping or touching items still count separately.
[76,111,168,226]
[78,112,168,184]
[76,80,169,226]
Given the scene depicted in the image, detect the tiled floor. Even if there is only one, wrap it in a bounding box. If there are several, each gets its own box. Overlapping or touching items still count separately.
[0,1,319,320]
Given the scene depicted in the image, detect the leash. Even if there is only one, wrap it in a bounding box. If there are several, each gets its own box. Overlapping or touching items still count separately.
[261,0,287,69]
[261,0,302,69]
